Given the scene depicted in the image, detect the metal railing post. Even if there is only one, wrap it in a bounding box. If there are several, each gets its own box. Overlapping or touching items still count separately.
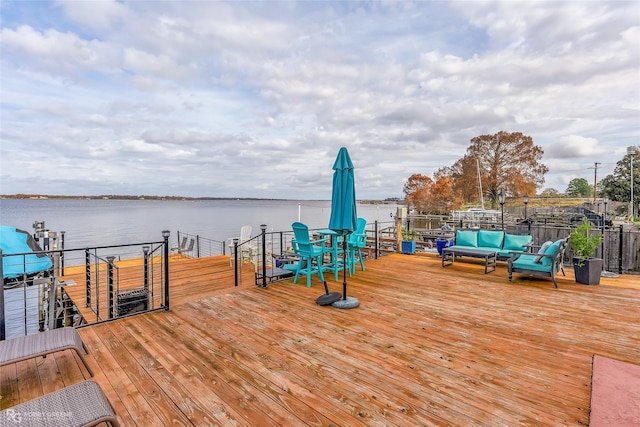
[374,220,379,260]
[143,246,150,292]
[0,249,5,341]
[196,235,201,258]
[162,230,170,311]
[233,238,239,287]
[85,249,91,307]
[106,256,115,319]
[60,231,65,276]
[260,224,267,288]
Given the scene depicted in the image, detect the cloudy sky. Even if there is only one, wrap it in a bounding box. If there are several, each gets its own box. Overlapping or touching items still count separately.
[1,1,638,200]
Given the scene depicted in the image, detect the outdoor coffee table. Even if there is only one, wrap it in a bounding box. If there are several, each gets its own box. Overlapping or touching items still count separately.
[441,247,497,274]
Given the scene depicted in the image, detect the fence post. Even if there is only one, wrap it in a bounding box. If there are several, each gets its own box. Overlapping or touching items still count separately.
[0,249,5,341]
[85,249,91,308]
[619,224,624,274]
[196,235,201,258]
[106,256,115,319]
[162,230,170,311]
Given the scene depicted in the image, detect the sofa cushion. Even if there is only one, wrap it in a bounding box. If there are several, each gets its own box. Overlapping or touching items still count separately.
[541,239,563,267]
[456,230,478,247]
[478,230,504,249]
[503,234,533,251]
[534,241,553,263]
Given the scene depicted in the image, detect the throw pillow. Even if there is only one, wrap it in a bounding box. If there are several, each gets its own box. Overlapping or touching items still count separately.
[456,230,478,247]
[534,241,553,263]
[478,230,504,248]
[503,234,533,251]
[541,240,562,267]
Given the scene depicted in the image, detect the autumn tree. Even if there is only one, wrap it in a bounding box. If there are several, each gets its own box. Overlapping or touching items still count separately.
[449,131,548,208]
[403,174,433,213]
[427,176,463,215]
[438,156,479,204]
[566,178,592,197]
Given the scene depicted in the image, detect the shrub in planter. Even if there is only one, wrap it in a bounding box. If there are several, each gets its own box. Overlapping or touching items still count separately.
[569,218,603,285]
[402,229,417,254]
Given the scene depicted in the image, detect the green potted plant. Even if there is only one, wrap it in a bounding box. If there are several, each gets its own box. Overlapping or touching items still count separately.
[569,217,604,285]
[401,229,417,254]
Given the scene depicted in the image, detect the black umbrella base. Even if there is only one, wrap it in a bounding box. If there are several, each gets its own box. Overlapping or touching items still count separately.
[332,296,360,309]
[316,292,342,306]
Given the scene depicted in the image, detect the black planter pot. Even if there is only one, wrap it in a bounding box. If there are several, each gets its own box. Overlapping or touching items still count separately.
[573,257,603,285]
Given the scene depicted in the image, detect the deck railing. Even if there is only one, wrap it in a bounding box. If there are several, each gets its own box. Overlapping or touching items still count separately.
[1,232,171,341]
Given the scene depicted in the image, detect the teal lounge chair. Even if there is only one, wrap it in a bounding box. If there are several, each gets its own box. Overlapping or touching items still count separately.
[508,238,568,288]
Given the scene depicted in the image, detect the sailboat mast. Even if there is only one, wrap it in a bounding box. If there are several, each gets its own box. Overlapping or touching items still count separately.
[476,158,485,209]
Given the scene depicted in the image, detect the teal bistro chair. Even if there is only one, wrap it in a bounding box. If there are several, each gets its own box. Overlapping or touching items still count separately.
[347,217,367,275]
[291,222,327,287]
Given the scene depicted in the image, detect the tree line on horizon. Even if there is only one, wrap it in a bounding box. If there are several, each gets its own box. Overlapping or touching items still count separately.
[403,131,638,216]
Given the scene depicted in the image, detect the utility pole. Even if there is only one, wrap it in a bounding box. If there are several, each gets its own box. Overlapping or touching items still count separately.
[593,162,601,202]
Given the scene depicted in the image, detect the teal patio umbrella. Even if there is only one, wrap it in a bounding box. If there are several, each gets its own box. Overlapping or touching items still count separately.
[327,147,358,308]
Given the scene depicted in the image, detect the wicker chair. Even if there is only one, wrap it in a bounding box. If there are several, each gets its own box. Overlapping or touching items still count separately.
[0,380,119,426]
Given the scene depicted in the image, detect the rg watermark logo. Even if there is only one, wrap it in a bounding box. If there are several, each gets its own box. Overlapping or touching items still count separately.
[3,409,73,424]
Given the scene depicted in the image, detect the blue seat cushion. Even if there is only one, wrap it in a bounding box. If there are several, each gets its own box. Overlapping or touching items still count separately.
[513,254,552,272]
[456,230,478,247]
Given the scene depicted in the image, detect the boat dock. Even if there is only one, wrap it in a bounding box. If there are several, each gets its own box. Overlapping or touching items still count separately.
[2,253,639,425]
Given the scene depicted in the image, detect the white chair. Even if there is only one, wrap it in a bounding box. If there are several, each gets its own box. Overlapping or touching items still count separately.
[229,225,253,267]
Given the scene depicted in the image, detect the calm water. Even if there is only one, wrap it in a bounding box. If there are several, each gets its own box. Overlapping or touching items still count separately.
[0,198,398,248]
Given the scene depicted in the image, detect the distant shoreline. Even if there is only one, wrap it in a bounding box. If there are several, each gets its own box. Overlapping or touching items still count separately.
[0,194,401,204]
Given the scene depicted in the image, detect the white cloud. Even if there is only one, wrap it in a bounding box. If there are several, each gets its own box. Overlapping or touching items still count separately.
[1,0,638,198]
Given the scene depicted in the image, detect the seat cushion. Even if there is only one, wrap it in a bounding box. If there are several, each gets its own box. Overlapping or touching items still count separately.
[503,234,532,251]
[478,230,504,249]
[513,255,553,272]
[456,230,478,247]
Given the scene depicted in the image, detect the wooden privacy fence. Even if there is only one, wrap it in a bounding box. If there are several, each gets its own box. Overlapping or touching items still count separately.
[523,224,640,274]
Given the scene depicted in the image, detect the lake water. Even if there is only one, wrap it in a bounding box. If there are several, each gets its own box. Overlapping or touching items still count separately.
[0,198,398,249]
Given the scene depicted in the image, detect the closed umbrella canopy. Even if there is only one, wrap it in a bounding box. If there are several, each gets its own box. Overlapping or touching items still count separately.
[327,147,359,307]
[328,147,357,235]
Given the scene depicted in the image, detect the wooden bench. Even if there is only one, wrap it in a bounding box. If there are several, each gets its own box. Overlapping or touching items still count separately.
[0,327,93,377]
[0,380,119,426]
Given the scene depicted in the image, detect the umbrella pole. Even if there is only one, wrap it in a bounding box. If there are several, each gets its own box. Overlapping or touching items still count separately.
[342,237,347,300]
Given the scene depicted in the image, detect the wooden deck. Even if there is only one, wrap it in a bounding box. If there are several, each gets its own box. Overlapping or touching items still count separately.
[2,253,639,426]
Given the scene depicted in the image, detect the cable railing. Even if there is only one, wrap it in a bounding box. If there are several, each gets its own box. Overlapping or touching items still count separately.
[1,232,171,341]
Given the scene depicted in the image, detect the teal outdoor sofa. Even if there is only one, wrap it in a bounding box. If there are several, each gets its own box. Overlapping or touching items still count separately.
[442,229,532,274]
[507,238,568,288]
[447,229,532,259]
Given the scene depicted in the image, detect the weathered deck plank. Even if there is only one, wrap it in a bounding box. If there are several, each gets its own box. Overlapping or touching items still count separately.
[1,253,639,426]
